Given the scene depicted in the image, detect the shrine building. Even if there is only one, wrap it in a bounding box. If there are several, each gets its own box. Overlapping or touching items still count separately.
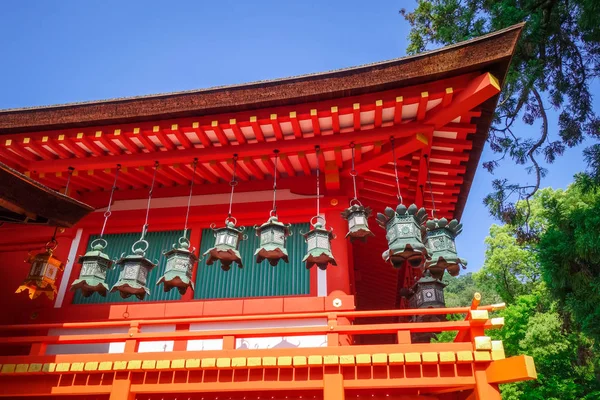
[0,23,536,400]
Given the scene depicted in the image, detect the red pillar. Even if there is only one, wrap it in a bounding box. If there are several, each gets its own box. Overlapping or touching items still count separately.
[325,207,351,295]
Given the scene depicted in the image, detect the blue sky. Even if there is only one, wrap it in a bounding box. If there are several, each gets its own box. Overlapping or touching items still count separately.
[0,1,594,272]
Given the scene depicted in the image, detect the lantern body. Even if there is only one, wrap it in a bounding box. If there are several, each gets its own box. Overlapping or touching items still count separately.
[157,238,198,295]
[203,221,246,271]
[424,218,467,279]
[341,204,374,242]
[302,222,337,270]
[254,216,291,266]
[409,273,447,309]
[16,249,64,300]
[70,241,113,298]
[376,203,428,268]
[111,248,156,300]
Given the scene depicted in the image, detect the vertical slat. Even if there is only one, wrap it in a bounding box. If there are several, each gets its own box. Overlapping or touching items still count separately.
[194,223,310,299]
[72,230,185,304]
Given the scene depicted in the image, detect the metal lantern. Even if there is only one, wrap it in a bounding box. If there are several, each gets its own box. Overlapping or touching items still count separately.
[341,202,374,242]
[204,219,247,271]
[254,215,292,266]
[70,238,113,297]
[302,217,337,270]
[16,243,64,300]
[157,236,198,294]
[424,218,467,279]
[376,203,428,268]
[111,240,157,300]
[409,270,447,309]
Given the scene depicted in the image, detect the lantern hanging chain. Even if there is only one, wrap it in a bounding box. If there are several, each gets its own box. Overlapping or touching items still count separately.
[349,142,358,203]
[390,137,403,203]
[183,159,198,238]
[47,166,75,251]
[424,155,437,219]
[140,161,159,241]
[271,150,279,216]
[315,146,321,218]
[228,154,239,219]
[99,164,121,238]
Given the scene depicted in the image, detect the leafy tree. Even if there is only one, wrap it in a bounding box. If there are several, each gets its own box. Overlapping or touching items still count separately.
[401,0,600,224]
[535,182,600,343]
[480,224,540,303]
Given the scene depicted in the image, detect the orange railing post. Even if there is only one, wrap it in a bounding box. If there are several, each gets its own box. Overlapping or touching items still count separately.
[124,322,139,353]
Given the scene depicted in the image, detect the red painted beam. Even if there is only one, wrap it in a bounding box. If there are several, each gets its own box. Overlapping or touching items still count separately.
[28,122,433,173]
[5,142,39,161]
[227,159,250,181]
[347,134,429,175]
[191,125,213,148]
[246,157,266,180]
[155,129,177,151]
[270,114,284,140]
[229,119,247,145]
[298,151,311,176]
[133,130,158,153]
[374,100,383,128]
[353,103,361,131]
[113,131,141,154]
[331,106,340,134]
[196,162,220,184]
[289,112,302,138]
[77,135,106,156]
[40,137,73,159]
[442,87,453,107]
[210,121,230,146]
[120,167,150,188]
[159,165,189,185]
[0,147,28,169]
[23,140,57,160]
[417,92,429,121]
[426,72,501,129]
[394,96,404,124]
[169,126,194,149]
[310,109,320,136]
[279,153,295,177]
[249,116,266,142]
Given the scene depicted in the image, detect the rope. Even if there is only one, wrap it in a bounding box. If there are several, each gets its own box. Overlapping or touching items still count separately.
[183,159,198,238]
[100,164,121,238]
[424,155,437,219]
[390,137,403,203]
[228,154,238,218]
[272,150,279,216]
[141,161,159,240]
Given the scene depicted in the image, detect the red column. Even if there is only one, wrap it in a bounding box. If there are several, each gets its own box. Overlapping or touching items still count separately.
[325,207,350,295]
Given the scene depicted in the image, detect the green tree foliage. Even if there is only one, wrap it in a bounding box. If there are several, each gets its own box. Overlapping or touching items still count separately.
[401,1,600,223]
[434,183,600,398]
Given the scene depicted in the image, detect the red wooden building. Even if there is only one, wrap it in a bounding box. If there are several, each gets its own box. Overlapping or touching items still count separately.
[0,23,536,399]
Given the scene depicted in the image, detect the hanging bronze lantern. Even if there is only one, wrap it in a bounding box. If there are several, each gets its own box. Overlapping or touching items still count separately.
[341,201,374,242]
[254,215,292,266]
[376,203,428,268]
[111,239,157,300]
[157,236,198,294]
[70,239,113,297]
[16,241,64,300]
[302,217,337,270]
[111,161,159,300]
[204,219,247,271]
[341,143,374,243]
[71,165,120,298]
[409,270,447,309]
[157,159,199,295]
[424,218,467,279]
